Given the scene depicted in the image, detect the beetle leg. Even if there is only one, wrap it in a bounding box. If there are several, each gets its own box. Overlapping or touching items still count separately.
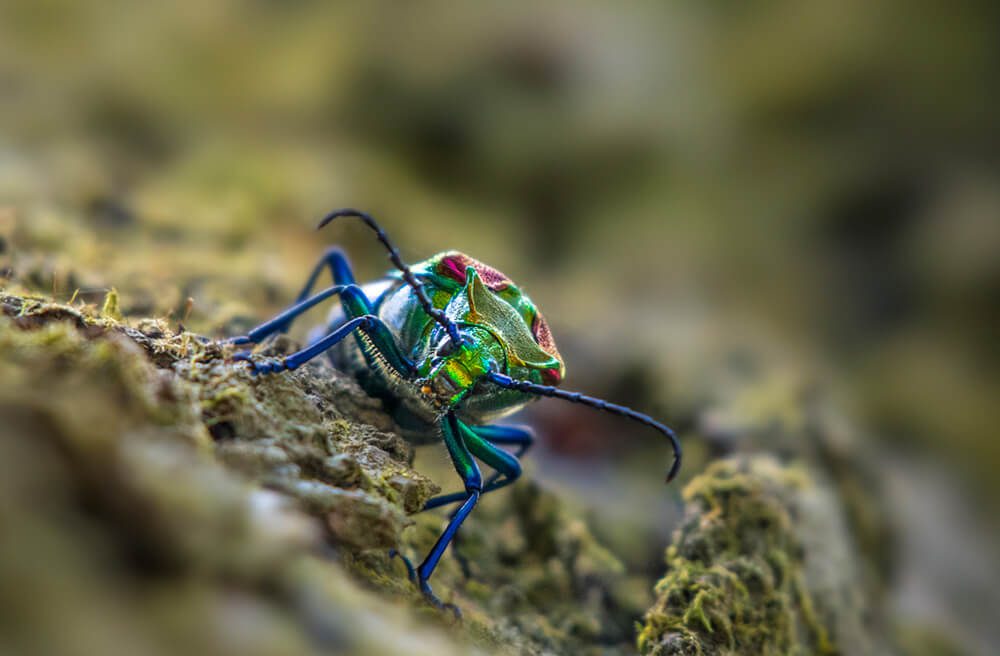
[470,424,535,459]
[229,248,359,344]
[294,246,357,304]
[421,424,533,511]
[250,247,358,341]
[235,315,377,375]
[404,412,481,616]
[338,285,415,377]
[227,285,349,346]
[425,422,529,579]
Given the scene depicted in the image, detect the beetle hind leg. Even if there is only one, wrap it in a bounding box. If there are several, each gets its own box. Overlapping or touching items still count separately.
[295,246,358,303]
[231,247,359,346]
[226,284,348,346]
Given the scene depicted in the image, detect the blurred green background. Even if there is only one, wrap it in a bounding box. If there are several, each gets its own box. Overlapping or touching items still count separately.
[1,1,998,653]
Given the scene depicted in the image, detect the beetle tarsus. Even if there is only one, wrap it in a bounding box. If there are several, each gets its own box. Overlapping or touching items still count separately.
[388,549,417,584]
[232,351,289,376]
[390,550,461,618]
[419,580,462,620]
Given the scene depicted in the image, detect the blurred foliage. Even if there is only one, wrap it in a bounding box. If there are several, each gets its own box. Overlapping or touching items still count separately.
[1,0,998,654]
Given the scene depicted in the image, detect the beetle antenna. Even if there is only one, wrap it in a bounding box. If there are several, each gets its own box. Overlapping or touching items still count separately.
[487,372,682,482]
[318,208,465,345]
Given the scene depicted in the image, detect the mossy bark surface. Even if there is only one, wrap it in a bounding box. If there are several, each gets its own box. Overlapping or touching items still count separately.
[0,209,897,655]
[0,290,642,656]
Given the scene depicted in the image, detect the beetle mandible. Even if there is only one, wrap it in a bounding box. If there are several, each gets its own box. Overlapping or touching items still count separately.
[228,209,681,614]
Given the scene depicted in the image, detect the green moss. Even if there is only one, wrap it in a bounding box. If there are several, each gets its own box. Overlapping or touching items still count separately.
[101,287,123,321]
[638,458,837,656]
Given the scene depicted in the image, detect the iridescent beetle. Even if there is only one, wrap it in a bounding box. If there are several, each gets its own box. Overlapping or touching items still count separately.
[228,209,681,613]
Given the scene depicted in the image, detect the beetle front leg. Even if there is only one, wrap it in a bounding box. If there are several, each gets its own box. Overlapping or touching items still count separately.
[422,424,531,511]
[400,412,482,616]
[471,423,535,461]
[423,422,530,580]
[234,314,376,374]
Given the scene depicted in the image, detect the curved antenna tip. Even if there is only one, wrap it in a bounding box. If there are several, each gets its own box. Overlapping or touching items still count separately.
[665,453,682,484]
[314,207,466,346]
[488,372,683,485]
[317,208,361,231]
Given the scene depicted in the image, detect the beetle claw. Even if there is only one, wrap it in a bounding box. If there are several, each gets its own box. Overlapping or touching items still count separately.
[232,351,286,376]
[419,580,462,621]
[388,549,417,583]
[389,550,461,618]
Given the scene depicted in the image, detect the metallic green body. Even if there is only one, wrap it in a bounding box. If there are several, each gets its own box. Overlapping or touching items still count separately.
[331,251,565,442]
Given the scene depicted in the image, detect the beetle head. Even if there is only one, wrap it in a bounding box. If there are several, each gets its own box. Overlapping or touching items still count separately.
[419,325,506,409]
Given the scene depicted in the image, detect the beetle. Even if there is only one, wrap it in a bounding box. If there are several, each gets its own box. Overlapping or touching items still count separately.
[228,209,681,614]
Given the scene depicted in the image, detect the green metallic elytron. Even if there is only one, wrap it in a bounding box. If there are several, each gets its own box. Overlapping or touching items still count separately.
[229,209,681,615]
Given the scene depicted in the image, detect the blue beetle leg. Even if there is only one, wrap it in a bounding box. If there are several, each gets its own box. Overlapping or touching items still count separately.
[462,423,525,493]
[472,424,535,483]
[226,285,348,346]
[294,247,357,305]
[233,248,358,346]
[421,424,533,511]
[234,284,415,378]
[236,315,374,375]
[388,549,417,583]
[439,422,527,579]
[472,423,535,452]
[412,413,481,616]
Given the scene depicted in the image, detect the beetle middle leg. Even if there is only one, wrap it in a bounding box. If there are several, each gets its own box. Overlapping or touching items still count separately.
[227,284,349,346]
[294,246,358,304]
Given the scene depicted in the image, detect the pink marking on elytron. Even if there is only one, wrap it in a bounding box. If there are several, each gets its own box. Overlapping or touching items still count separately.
[541,368,562,385]
[437,252,511,291]
[531,314,563,375]
[438,255,467,284]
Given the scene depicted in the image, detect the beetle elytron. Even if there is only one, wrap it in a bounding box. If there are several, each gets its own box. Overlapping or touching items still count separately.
[228,209,681,614]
